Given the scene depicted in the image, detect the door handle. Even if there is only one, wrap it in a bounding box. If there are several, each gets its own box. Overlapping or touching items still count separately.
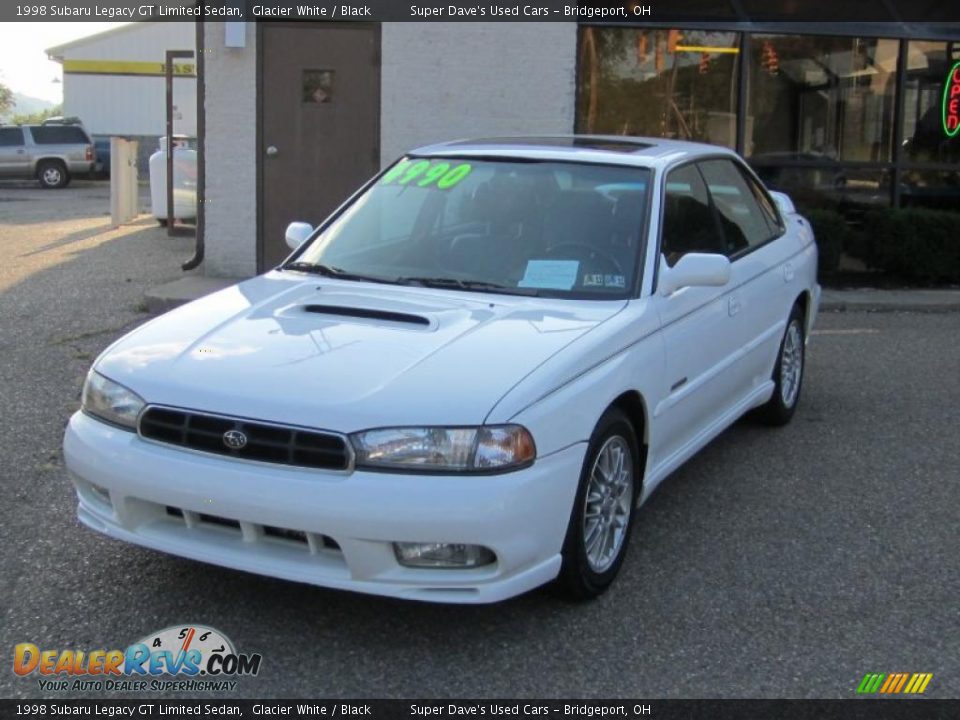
[728,295,742,317]
[265,146,278,157]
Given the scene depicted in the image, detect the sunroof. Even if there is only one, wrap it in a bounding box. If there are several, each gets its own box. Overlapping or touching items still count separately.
[451,137,653,153]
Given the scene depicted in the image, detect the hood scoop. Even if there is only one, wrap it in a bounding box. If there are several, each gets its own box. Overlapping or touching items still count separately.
[302,304,432,327]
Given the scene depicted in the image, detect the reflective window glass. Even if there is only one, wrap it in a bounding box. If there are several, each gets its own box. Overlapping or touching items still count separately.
[578,27,740,148]
[660,164,725,265]
[746,35,899,163]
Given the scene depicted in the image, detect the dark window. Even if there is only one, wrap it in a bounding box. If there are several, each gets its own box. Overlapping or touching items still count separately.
[0,128,24,146]
[741,166,783,236]
[577,27,741,148]
[660,164,725,266]
[303,69,334,104]
[29,125,90,145]
[902,40,960,166]
[746,35,899,163]
[699,159,778,255]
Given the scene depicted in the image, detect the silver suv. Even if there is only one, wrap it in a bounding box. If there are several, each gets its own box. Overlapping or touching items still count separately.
[0,124,95,188]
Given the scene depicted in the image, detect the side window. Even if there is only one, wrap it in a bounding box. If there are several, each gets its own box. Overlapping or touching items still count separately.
[30,126,90,144]
[0,128,25,147]
[698,159,778,256]
[660,164,724,267]
[741,166,783,237]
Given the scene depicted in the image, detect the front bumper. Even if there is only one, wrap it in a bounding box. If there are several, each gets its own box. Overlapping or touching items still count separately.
[63,412,585,603]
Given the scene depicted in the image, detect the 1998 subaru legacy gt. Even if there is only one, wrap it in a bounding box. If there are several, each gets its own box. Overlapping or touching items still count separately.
[64,136,820,603]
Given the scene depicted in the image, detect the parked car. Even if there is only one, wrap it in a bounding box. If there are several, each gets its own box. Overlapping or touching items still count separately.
[92,136,111,178]
[63,137,820,603]
[0,123,94,188]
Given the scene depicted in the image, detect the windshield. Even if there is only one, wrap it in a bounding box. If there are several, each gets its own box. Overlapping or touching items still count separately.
[288,157,651,298]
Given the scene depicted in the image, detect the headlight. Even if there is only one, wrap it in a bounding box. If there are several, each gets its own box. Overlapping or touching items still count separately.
[350,425,536,472]
[81,371,146,431]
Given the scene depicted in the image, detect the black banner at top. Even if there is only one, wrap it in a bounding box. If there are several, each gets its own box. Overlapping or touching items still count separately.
[2,0,960,23]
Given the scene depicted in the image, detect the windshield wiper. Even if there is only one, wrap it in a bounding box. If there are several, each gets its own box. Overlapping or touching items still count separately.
[396,276,540,296]
[282,262,396,285]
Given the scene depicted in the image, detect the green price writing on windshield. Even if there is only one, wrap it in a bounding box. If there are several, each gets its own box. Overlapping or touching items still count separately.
[380,160,473,190]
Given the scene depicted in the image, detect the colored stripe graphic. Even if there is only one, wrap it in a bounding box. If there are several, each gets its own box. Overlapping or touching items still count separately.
[63,60,196,77]
[857,673,885,694]
[904,673,933,694]
[858,672,932,694]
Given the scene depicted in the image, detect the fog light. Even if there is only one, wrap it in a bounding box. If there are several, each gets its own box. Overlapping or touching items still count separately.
[89,482,112,508]
[394,542,496,569]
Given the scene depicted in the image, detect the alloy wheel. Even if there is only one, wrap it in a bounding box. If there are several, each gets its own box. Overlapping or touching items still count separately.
[582,435,634,573]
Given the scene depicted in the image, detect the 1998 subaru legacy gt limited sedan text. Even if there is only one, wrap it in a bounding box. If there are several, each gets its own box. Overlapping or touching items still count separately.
[64,136,820,603]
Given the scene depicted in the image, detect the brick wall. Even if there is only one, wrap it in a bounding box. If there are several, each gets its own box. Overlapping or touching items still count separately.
[202,22,258,278]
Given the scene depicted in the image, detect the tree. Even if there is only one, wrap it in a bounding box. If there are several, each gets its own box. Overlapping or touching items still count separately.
[11,105,63,125]
[0,82,13,118]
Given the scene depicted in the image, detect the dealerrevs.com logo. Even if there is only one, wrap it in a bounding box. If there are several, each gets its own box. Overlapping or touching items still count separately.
[13,624,262,692]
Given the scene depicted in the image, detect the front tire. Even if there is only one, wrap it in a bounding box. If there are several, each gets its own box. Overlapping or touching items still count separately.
[37,161,70,189]
[756,304,806,426]
[558,407,640,600]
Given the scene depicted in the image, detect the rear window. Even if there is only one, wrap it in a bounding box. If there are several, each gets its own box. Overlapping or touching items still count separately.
[0,128,25,146]
[30,126,90,145]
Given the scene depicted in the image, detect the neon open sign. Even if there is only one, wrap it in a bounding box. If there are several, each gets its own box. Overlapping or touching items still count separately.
[943,60,960,138]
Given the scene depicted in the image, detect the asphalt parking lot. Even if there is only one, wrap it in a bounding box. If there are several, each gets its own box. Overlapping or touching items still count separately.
[1,184,958,700]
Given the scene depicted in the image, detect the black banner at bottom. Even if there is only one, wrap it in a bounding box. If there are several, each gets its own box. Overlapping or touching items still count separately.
[2,700,959,720]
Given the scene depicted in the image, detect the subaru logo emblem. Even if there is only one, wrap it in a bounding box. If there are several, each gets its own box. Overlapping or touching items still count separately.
[223,429,247,450]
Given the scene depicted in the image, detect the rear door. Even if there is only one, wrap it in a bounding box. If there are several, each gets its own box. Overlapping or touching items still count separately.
[697,158,793,391]
[0,127,28,177]
[29,125,92,169]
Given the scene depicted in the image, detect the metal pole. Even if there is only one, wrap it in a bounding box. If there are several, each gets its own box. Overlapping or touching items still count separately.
[182,21,205,271]
[891,38,908,208]
[165,50,194,238]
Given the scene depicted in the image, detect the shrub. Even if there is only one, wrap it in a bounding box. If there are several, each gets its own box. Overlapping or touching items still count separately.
[803,209,848,280]
[860,208,960,283]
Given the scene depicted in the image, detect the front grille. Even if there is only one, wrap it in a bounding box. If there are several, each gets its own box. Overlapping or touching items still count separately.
[139,406,351,471]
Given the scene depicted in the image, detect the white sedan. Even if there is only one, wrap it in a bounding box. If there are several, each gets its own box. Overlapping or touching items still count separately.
[64,137,820,603]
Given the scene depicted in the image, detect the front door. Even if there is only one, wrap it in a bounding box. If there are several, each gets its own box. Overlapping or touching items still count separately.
[648,162,742,472]
[260,24,380,270]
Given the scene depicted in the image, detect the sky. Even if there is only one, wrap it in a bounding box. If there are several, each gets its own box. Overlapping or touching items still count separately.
[0,22,129,103]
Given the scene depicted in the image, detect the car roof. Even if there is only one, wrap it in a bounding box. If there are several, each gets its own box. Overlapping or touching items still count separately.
[410,135,738,169]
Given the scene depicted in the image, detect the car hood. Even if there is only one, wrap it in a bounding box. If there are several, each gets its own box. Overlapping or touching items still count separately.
[97,273,626,431]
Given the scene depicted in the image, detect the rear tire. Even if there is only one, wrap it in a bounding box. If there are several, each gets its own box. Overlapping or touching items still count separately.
[37,161,69,189]
[557,407,640,600]
[756,304,806,426]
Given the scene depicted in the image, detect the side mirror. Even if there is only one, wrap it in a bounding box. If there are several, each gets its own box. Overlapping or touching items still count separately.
[285,221,314,250]
[659,253,731,296]
[769,191,796,217]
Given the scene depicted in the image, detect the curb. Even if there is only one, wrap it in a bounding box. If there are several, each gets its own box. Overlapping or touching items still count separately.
[820,290,960,314]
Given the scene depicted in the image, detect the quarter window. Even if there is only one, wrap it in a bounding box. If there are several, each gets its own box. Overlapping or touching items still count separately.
[660,164,725,266]
[698,159,778,255]
[0,128,24,146]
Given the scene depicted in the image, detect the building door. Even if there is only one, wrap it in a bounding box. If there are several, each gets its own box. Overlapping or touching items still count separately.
[260,24,380,270]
